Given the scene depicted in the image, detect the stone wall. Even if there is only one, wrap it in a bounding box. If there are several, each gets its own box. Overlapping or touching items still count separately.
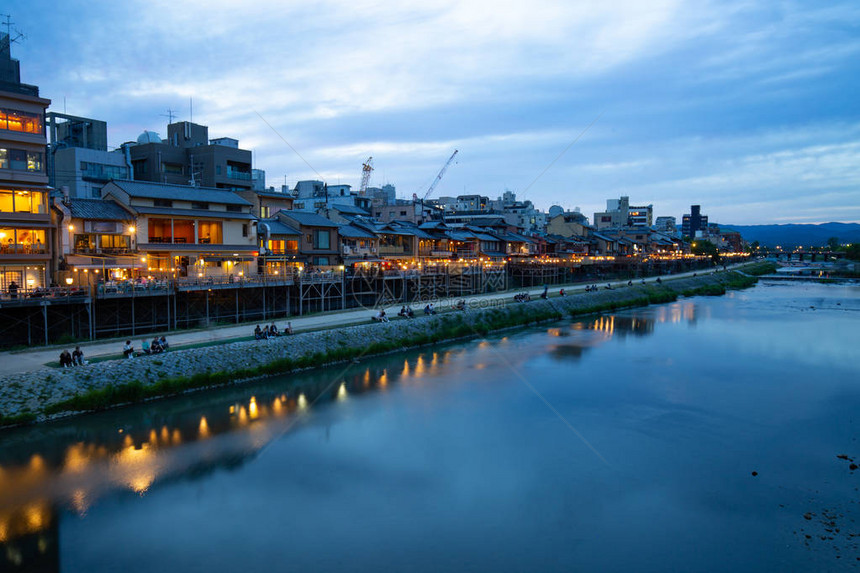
[0,272,743,423]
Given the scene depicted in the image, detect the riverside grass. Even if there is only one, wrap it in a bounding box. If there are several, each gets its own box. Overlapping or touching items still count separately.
[11,267,769,425]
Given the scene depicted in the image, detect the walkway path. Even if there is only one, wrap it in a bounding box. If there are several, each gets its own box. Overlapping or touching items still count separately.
[0,265,743,377]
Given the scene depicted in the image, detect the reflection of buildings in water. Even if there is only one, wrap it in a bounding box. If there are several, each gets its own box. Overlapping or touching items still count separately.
[0,347,457,568]
[584,313,655,338]
[0,500,59,573]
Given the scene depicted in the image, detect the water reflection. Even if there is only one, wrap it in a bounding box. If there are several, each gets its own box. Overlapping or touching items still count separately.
[0,347,461,571]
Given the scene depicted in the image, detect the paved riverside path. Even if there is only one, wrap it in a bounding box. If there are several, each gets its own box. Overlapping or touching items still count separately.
[0,265,744,377]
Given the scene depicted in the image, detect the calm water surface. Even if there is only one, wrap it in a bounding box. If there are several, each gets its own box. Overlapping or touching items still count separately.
[1,282,859,572]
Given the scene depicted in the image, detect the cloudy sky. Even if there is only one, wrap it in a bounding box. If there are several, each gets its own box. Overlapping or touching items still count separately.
[11,0,860,224]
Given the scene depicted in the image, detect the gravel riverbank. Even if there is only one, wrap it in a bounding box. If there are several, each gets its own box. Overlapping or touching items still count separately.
[0,271,753,425]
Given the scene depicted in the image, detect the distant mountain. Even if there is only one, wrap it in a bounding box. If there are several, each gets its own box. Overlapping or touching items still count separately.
[719,222,860,248]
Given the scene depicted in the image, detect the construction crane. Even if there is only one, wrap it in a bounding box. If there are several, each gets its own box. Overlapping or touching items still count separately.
[417,149,458,202]
[413,149,459,223]
[359,156,373,196]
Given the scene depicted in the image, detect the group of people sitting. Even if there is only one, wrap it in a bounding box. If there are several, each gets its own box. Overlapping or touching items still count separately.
[423,303,436,315]
[254,322,292,340]
[398,306,415,318]
[121,336,170,358]
[454,299,467,311]
[514,292,531,303]
[59,346,85,367]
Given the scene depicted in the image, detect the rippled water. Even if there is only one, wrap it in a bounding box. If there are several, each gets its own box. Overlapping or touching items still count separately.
[1,281,859,572]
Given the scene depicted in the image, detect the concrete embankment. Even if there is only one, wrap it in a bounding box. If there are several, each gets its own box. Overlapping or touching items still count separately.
[0,271,757,426]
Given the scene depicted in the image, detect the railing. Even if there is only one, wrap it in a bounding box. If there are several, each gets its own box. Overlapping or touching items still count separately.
[1,286,89,302]
[74,247,134,256]
[0,244,48,255]
[97,280,170,297]
[227,170,252,181]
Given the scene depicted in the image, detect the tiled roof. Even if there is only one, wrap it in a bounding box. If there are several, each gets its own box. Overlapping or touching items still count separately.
[338,224,377,239]
[68,198,134,221]
[279,211,338,227]
[105,180,251,206]
[259,219,301,236]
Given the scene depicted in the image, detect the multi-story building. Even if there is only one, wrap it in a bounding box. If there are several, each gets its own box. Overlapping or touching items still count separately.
[101,180,258,278]
[655,216,677,234]
[47,113,131,199]
[594,196,653,230]
[128,121,253,191]
[0,32,53,292]
[681,205,708,239]
[53,196,138,284]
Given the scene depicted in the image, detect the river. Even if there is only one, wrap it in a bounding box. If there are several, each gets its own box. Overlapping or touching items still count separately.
[1,281,859,572]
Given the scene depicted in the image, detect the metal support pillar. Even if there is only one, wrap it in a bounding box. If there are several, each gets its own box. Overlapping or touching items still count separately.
[43,303,48,346]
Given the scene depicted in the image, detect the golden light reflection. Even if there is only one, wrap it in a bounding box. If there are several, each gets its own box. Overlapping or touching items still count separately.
[363,369,371,387]
[401,359,410,378]
[298,393,308,409]
[272,397,284,416]
[414,355,426,377]
[172,429,182,445]
[379,370,388,387]
[72,489,88,515]
[249,397,259,420]
[337,382,348,401]
[161,426,170,442]
[199,416,210,439]
[149,429,158,445]
[25,503,45,530]
[116,443,156,495]
[29,454,45,473]
[238,406,249,425]
[122,434,134,449]
[63,443,89,473]
[478,341,490,349]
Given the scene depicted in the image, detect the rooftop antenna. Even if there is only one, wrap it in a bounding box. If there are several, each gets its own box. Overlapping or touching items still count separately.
[0,15,25,46]
[189,97,193,123]
[161,108,177,124]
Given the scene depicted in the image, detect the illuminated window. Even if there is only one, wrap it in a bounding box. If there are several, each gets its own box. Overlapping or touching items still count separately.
[0,109,43,134]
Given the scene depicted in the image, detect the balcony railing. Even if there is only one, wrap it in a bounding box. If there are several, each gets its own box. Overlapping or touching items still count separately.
[74,247,133,256]
[0,244,48,255]
[226,169,252,181]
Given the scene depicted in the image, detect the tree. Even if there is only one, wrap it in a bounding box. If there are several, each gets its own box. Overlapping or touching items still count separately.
[692,240,720,263]
[846,243,860,261]
[826,237,841,251]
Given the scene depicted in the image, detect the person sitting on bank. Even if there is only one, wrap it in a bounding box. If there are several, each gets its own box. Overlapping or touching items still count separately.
[559,288,566,296]
[151,337,163,354]
[262,325,271,339]
[455,299,466,311]
[59,349,73,367]
[72,345,84,366]
[398,305,408,317]
[656,277,662,284]
[374,309,389,323]
[159,336,169,351]
[285,322,293,335]
[123,340,135,358]
[405,306,415,318]
[140,340,151,355]
[540,284,548,299]
[254,325,264,340]
[270,323,279,336]
[424,303,436,315]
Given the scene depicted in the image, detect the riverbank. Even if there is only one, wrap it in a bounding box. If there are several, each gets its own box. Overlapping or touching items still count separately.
[0,264,773,427]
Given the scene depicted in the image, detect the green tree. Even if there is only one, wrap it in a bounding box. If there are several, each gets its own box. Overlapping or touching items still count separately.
[846,243,860,261]
[692,240,720,262]
[826,237,841,251]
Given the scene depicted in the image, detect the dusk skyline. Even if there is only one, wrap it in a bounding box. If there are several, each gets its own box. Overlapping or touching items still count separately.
[10,0,860,224]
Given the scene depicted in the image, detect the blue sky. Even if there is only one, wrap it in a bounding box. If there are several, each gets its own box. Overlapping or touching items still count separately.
[10,0,860,224]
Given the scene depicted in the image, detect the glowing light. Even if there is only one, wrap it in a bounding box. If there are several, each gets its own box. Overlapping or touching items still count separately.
[199,416,210,438]
[298,393,308,409]
[249,397,259,419]
[337,382,348,401]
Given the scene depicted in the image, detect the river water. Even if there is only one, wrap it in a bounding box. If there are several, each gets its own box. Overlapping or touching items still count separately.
[1,281,859,572]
